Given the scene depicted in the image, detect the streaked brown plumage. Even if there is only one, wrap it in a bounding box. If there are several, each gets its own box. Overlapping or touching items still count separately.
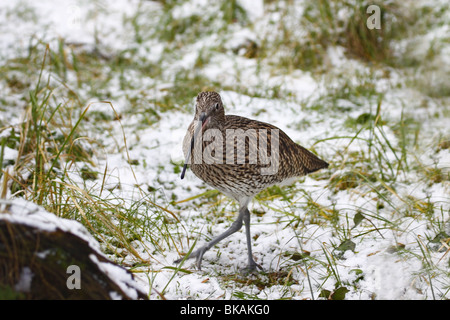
[176,91,328,272]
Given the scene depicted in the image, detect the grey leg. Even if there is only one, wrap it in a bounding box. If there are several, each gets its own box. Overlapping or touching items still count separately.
[175,207,245,270]
[242,207,263,273]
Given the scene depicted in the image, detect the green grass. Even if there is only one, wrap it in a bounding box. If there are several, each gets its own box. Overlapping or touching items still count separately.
[258,0,422,72]
[1,46,181,267]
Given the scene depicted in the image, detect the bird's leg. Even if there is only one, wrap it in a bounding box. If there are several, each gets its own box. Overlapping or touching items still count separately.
[175,207,245,270]
[242,207,263,274]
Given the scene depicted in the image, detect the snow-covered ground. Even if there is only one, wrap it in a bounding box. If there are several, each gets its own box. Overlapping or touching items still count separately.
[0,0,449,299]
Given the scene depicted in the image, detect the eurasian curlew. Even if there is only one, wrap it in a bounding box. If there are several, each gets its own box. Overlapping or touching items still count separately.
[176,91,328,272]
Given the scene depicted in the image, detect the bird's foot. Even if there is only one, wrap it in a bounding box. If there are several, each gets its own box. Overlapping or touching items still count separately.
[240,259,264,275]
[174,246,209,271]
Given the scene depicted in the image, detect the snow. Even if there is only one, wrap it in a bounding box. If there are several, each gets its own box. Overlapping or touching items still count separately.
[0,0,449,300]
[14,267,34,293]
[1,146,18,162]
[0,198,99,249]
[89,253,147,300]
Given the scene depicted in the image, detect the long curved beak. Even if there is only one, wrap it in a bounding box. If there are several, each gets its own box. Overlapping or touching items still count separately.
[181,112,208,179]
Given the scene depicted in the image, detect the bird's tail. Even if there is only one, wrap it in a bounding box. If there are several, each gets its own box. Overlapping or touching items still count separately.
[297,145,329,174]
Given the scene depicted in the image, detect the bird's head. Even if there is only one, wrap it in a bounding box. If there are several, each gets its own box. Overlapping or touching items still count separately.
[194,91,225,130]
[181,91,225,179]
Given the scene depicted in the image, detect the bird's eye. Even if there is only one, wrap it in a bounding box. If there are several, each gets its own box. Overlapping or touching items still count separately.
[215,103,219,110]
